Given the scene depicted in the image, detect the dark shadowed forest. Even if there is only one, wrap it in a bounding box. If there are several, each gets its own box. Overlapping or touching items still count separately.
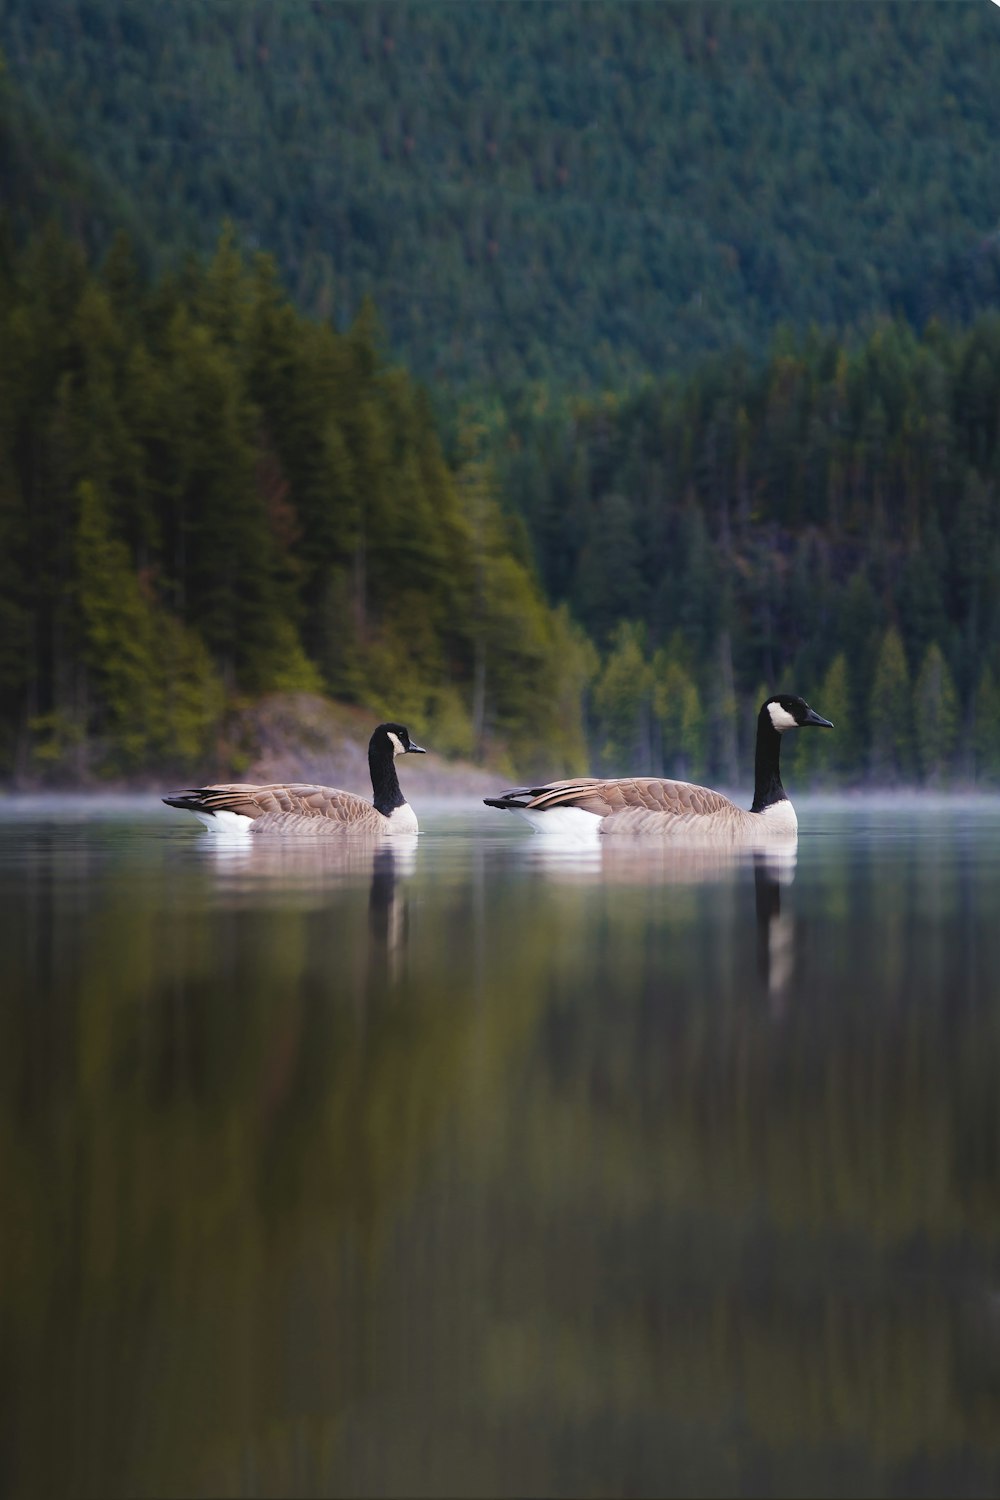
[2,2,1000,784]
[4,1,1000,388]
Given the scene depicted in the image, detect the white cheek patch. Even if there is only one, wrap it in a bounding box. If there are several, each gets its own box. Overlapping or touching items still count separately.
[387,732,405,757]
[767,703,799,733]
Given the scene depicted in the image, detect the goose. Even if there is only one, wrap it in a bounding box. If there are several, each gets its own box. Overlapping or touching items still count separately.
[484,694,832,840]
[163,722,426,836]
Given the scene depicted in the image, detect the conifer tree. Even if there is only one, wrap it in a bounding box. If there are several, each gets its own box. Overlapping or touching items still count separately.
[870,626,914,784]
[973,666,1000,784]
[593,621,653,772]
[816,653,851,785]
[913,642,958,784]
[651,643,705,782]
[74,479,159,770]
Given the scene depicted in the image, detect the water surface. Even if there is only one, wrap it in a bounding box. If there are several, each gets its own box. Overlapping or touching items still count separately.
[3,797,1000,1498]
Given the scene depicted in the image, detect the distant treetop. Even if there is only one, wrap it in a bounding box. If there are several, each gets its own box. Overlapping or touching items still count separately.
[2,0,1000,390]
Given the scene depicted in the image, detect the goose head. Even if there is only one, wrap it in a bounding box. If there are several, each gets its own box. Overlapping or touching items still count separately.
[371,722,427,758]
[762,695,834,733]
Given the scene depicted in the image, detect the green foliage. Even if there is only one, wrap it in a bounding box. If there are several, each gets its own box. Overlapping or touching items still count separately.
[870,628,913,785]
[814,654,852,786]
[6,1,1000,785]
[75,479,161,769]
[592,621,652,772]
[651,638,705,783]
[913,643,958,785]
[153,613,224,768]
[75,479,223,775]
[494,316,1000,785]
[3,3,1000,392]
[973,667,1000,785]
[0,223,588,780]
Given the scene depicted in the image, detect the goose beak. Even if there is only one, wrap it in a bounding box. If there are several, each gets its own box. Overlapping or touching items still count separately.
[406,742,427,754]
[804,709,834,728]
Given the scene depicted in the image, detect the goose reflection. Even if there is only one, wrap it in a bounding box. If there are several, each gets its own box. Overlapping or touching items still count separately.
[515,833,799,1008]
[519,832,797,888]
[196,831,418,887]
[367,843,411,987]
[191,832,417,992]
[754,851,796,1013]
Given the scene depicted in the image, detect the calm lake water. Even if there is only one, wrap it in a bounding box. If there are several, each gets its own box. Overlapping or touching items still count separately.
[4,796,1000,1499]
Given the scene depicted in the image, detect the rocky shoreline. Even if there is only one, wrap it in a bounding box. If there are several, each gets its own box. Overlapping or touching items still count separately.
[2,693,504,799]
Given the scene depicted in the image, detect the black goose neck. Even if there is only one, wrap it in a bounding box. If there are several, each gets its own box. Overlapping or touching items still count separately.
[369,737,406,817]
[751,708,787,814]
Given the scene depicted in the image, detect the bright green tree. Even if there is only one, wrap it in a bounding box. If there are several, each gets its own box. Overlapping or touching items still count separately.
[651,642,705,781]
[151,613,224,769]
[592,621,653,772]
[74,479,159,771]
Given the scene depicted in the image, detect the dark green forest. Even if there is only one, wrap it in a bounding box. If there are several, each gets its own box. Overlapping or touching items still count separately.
[0,223,592,780]
[2,2,1000,786]
[3,1,1000,390]
[498,318,1000,785]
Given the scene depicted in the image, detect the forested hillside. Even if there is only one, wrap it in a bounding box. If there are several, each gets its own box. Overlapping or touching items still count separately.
[7,214,1000,788]
[0,224,592,782]
[3,1,1000,390]
[3,3,1000,787]
[497,316,1000,785]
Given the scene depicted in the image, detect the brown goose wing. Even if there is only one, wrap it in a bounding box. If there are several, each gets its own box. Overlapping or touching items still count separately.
[522,776,739,821]
[168,782,380,829]
[485,776,608,812]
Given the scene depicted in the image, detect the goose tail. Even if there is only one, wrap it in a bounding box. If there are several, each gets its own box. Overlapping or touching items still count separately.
[483,792,530,811]
[162,790,211,813]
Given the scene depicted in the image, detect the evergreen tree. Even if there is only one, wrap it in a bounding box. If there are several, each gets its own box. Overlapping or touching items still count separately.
[7,2,1000,392]
[152,612,223,770]
[592,621,653,772]
[651,641,705,782]
[74,479,159,771]
[913,642,958,784]
[972,665,1000,785]
[572,492,645,647]
[816,653,852,785]
[869,627,913,784]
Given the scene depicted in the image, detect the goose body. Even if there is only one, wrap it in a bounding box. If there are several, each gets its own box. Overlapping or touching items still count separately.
[484,695,832,841]
[164,723,426,836]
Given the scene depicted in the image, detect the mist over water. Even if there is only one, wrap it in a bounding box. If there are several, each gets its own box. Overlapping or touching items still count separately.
[4,798,1000,1498]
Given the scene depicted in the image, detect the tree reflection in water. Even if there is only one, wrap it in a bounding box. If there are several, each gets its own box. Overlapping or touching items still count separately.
[2,807,1000,1497]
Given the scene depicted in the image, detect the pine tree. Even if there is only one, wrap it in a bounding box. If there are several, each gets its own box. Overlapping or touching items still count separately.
[973,665,1000,784]
[592,621,653,772]
[651,643,705,781]
[152,612,224,769]
[870,626,914,784]
[913,642,958,784]
[572,492,645,646]
[816,653,851,784]
[74,480,159,771]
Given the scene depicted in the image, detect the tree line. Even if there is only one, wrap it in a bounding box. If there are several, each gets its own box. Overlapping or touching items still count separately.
[494,315,1000,786]
[0,223,592,781]
[2,1,1000,392]
[4,215,1000,787]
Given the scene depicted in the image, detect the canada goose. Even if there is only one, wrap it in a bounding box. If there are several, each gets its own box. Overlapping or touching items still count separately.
[163,722,426,836]
[484,694,833,840]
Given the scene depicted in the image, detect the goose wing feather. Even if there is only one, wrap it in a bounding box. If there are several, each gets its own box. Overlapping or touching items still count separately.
[518,776,739,821]
[175,782,381,829]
